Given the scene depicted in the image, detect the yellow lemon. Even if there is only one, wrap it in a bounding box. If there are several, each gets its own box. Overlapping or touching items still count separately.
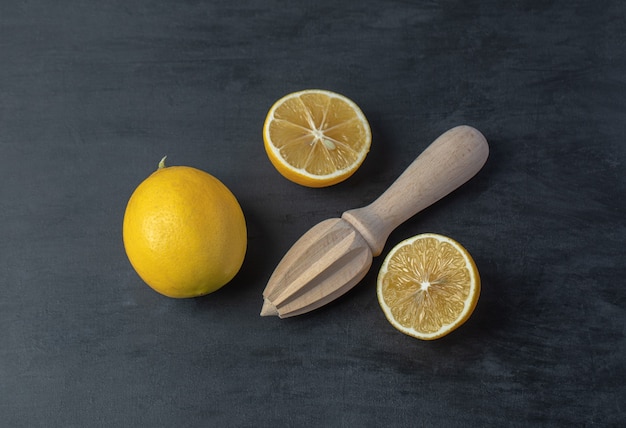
[263,89,371,187]
[123,157,247,298]
[377,233,480,340]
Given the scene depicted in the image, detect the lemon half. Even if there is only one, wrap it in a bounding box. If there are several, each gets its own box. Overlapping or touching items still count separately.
[263,89,371,187]
[377,233,480,340]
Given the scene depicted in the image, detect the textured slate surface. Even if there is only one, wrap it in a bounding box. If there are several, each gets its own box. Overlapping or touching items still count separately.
[1,1,624,426]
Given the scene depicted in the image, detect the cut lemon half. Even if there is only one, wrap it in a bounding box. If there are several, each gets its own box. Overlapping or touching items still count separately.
[377,233,480,340]
[263,89,371,187]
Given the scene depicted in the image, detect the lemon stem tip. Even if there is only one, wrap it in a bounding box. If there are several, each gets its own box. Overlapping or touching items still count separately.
[158,156,167,169]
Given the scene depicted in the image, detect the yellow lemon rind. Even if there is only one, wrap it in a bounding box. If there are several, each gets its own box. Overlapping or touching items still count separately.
[123,164,247,299]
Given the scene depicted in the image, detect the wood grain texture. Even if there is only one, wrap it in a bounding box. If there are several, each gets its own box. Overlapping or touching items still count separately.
[343,125,488,256]
[262,218,372,318]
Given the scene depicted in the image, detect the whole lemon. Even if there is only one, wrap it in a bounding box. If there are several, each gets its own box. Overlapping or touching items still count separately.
[123,158,247,298]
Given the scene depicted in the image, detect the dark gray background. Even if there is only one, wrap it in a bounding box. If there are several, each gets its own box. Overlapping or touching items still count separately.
[1,0,624,426]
